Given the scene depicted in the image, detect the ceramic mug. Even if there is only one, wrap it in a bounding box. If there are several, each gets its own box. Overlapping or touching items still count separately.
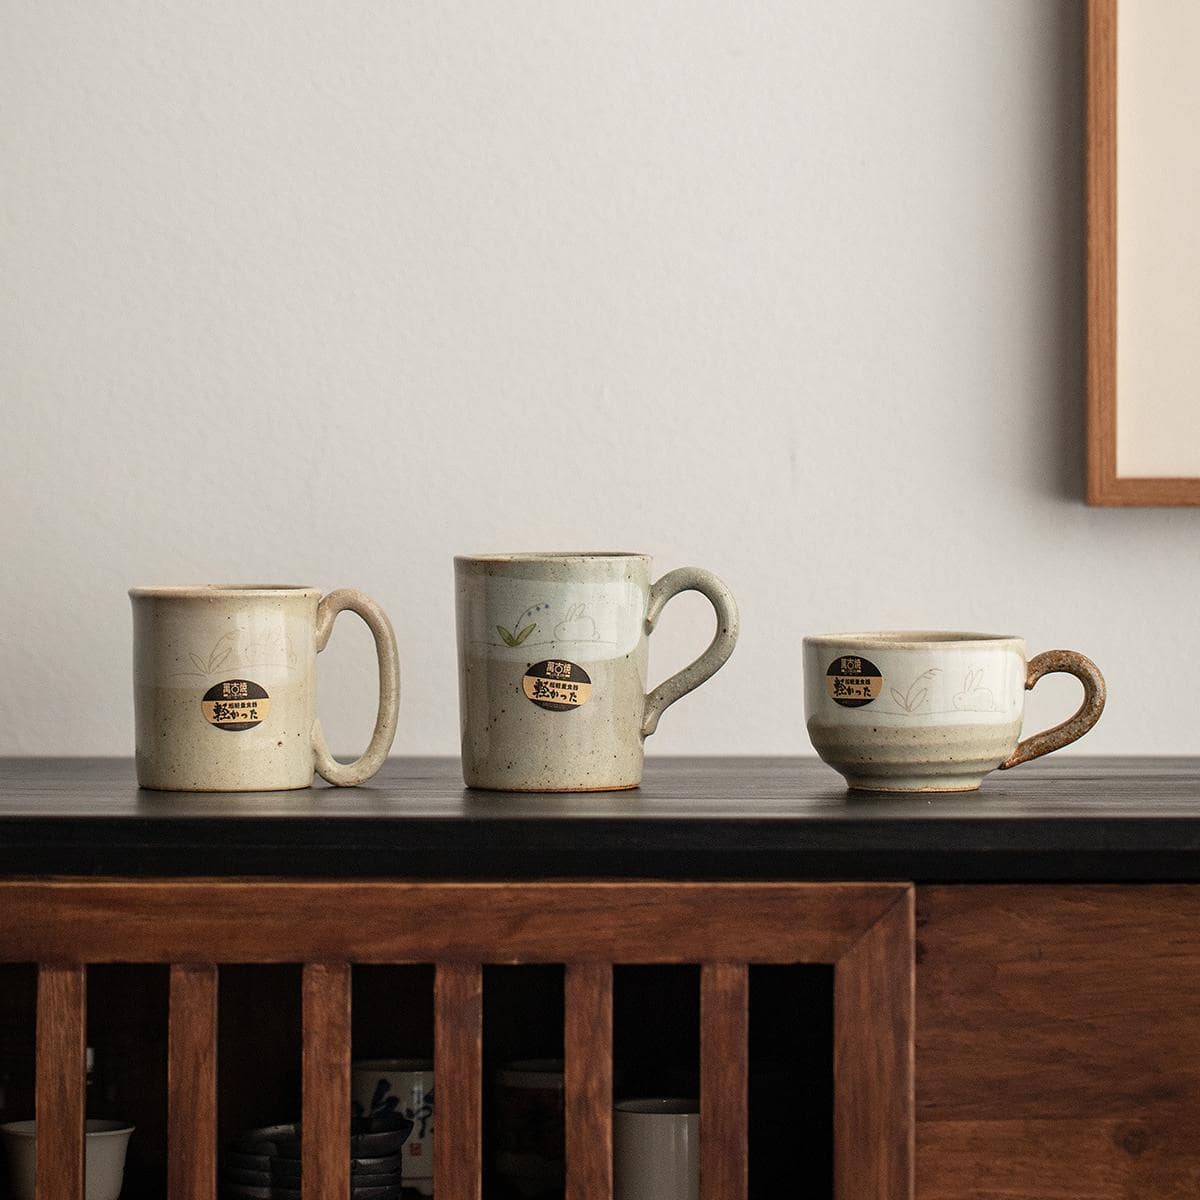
[0,1119,134,1200]
[803,631,1106,792]
[351,1059,434,1196]
[613,1099,698,1200]
[130,585,400,791]
[454,553,739,791]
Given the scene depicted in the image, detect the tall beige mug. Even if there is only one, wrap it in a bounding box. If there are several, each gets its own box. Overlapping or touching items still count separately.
[131,585,400,791]
[455,553,739,791]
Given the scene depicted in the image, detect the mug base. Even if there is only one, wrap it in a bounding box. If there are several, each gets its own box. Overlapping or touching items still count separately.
[844,776,984,794]
[136,779,315,793]
[465,780,641,794]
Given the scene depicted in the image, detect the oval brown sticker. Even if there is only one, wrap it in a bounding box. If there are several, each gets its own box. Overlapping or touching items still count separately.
[825,656,883,707]
[201,679,271,730]
[522,659,593,712]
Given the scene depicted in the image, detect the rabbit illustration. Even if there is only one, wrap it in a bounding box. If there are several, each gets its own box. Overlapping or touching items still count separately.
[953,669,997,712]
[554,603,598,642]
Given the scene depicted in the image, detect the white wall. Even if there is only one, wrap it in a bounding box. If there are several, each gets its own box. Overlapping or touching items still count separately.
[2,1,1195,760]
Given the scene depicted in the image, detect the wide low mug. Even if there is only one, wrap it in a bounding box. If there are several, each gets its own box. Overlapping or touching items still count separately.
[455,553,739,791]
[131,585,400,791]
[803,632,1106,792]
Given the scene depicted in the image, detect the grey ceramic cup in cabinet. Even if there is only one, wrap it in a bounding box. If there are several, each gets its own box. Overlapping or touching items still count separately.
[803,631,1106,792]
[131,585,400,791]
[455,553,739,791]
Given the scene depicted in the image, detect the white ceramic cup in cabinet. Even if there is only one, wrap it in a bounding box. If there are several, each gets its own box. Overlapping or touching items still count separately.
[0,1119,134,1200]
[613,1098,698,1200]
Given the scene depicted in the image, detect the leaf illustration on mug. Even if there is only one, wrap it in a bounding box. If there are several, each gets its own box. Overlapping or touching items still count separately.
[172,628,295,678]
[495,603,552,647]
[497,623,537,647]
[891,668,941,714]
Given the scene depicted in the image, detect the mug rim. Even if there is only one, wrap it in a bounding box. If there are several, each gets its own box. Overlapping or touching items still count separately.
[129,584,320,599]
[0,1118,135,1138]
[455,552,648,565]
[614,1097,699,1115]
[804,630,1022,649]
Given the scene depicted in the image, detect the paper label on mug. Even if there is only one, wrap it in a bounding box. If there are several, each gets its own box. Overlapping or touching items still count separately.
[825,656,883,707]
[201,679,271,730]
[464,578,645,663]
[523,660,593,711]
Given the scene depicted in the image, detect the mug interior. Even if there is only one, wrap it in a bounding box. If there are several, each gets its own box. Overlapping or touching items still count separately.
[804,630,1019,648]
[455,552,647,564]
[129,584,318,598]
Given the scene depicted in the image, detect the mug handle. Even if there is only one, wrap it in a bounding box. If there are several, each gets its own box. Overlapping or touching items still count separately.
[311,588,401,786]
[641,568,739,738]
[999,650,1106,770]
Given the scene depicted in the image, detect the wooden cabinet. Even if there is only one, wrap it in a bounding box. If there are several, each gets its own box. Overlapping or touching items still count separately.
[3,758,1199,1199]
[0,881,913,1200]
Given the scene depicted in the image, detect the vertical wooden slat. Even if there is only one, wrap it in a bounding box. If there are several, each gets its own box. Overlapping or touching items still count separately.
[434,963,482,1200]
[565,963,613,1200]
[168,964,218,1200]
[302,962,351,1200]
[700,963,749,1200]
[36,964,86,1200]
[834,893,915,1200]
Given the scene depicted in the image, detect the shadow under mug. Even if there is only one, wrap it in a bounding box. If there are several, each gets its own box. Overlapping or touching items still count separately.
[455,553,739,791]
[803,631,1106,792]
[131,584,400,791]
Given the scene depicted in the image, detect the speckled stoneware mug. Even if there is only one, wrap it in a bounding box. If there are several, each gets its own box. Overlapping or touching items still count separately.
[131,585,400,791]
[455,553,739,791]
[803,632,1106,792]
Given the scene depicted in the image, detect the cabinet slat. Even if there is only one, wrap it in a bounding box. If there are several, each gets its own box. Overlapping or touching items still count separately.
[435,963,482,1200]
[700,963,749,1200]
[302,962,351,1200]
[168,964,218,1200]
[565,963,613,1200]
[35,964,86,1200]
[834,895,914,1200]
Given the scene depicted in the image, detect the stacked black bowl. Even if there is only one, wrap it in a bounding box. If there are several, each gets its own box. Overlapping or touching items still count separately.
[221,1117,409,1199]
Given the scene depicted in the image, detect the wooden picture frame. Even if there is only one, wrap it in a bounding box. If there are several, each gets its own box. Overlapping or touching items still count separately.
[1087,0,1200,505]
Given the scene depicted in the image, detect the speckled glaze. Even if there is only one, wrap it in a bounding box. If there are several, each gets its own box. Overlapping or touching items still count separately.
[803,632,1105,792]
[131,585,399,791]
[455,553,738,792]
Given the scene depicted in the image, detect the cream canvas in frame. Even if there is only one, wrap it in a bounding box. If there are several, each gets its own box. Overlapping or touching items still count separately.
[1088,0,1200,505]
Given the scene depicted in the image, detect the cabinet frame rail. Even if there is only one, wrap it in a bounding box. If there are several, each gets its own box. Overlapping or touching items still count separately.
[0,879,914,1200]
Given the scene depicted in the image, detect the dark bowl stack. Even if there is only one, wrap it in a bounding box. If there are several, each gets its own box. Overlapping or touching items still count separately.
[221,1117,409,1199]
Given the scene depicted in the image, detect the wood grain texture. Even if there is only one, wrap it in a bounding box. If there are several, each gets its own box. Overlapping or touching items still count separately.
[1086,0,1200,506]
[700,964,748,1200]
[0,881,905,963]
[435,963,482,1200]
[302,963,350,1200]
[565,963,612,1200]
[168,964,218,1200]
[916,885,1200,1199]
[835,892,915,1200]
[35,964,86,1200]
